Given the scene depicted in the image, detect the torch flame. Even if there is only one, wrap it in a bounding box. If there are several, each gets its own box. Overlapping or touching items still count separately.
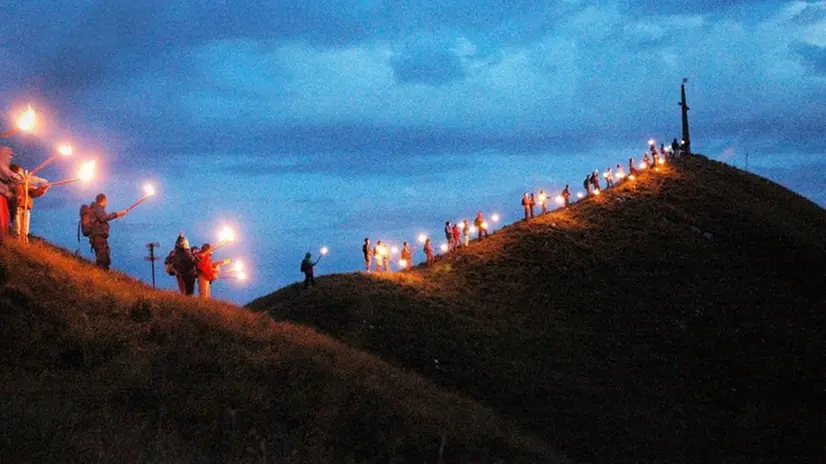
[577,192,584,199]
[16,105,35,132]
[237,271,248,281]
[648,139,655,146]
[555,195,564,204]
[481,221,489,229]
[320,246,328,255]
[399,259,408,268]
[58,144,73,156]
[78,160,96,182]
[469,225,478,233]
[418,234,428,243]
[629,174,636,180]
[491,214,500,222]
[218,226,236,243]
[439,243,448,252]
[594,189,601,195]
[233,260,245,273]
[143,183,155,196]
[390,246,399,254]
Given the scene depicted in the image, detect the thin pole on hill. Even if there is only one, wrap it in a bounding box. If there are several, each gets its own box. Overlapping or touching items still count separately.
[145,242,160,288]
[679,78,691,154]
[746,152,749,172]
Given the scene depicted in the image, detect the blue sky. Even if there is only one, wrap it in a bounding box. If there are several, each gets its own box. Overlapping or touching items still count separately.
[1,1,824,303]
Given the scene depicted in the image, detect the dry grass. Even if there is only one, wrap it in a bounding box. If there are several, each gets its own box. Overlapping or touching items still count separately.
[250,155,826,463]
[0,236,565,462]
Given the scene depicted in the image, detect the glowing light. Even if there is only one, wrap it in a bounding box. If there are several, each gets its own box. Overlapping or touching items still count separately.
[639,162,648,170]
[390,246,399,254]
[218,226,236,243]
[78,160,96,182]
[58,144,73,156]
[399,259,408,268]
[491,214,500,222]
[658,158,666,165]
[233,260,245,273]
[456,222,465,230]
[555,195,564,204]
[320,246,328,255]
[629,175,636,180]
[143,183,155,196]
[481,221,488,229]
[469,225,478,234]
[594,189,601,195]
[576,192,584,199]
[237,271,248,281]
[16,105,35,132]
[538,194,547,203]
[439,243,448,252]
[648,139,655,146]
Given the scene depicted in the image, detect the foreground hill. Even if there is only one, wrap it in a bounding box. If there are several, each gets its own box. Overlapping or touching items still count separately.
[0,239,562,462]
[250,155,826,463]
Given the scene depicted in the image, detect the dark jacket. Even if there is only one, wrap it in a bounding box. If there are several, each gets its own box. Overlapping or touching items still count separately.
[90,201,119,237]
[172,246,197,277]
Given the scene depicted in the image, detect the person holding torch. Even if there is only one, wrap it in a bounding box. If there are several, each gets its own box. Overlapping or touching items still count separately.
[196,243,220,299]
[301,251,323,288]
[10,164,50,243]
[84,193,128,270]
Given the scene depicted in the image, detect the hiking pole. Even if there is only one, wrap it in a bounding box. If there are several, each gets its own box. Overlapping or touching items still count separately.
[145,242,160,288]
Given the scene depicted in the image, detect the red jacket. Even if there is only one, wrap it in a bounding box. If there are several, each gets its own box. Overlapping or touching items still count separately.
[197,253,218,281]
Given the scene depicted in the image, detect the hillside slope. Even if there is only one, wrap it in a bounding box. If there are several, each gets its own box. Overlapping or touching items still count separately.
[0,239,563,462]
[250,155,826,463]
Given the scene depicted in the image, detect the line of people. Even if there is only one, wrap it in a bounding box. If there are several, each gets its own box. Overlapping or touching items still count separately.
[356,138,687,276]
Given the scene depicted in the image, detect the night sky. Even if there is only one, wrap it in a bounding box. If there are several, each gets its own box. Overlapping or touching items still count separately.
[1,1,824,303]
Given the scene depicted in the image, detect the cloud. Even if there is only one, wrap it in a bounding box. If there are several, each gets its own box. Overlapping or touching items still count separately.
[391,48,466,86]
[793,43,826,74]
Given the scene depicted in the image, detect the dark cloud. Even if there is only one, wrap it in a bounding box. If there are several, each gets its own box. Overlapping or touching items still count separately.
[391,48,466,86]
[793,43,826,76]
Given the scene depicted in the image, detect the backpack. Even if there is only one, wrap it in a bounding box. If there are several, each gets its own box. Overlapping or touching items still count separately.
[79,203,95,238]
[164,250,177,276]
[300,260,310,273]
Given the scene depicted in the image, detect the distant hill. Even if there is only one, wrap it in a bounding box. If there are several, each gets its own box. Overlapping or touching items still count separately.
[0,238,562,462]
[249,155,826,463]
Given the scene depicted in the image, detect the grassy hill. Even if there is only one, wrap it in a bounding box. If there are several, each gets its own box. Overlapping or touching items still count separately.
[249,155,826,463]
[0,238,563,462]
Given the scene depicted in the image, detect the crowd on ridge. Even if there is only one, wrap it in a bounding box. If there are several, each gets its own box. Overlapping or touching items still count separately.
[350,138,687,280]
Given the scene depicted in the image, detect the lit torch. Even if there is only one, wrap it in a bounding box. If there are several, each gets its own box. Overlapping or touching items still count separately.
[594,189,601,196]
[2,105,37,138]
[29,143,74,177]
[418,234,428,244]
[43,160,96,187]
[491,214,500,222]
[125,183,156,212]
[320,246,329,256]
[439,243,448,253]
[576,192,584,199]
[555,195,564,205]
[213,225,236,251]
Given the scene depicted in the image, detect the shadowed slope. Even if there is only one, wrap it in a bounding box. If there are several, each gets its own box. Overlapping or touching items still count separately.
[0,239,563,463]
[250,156,826,463]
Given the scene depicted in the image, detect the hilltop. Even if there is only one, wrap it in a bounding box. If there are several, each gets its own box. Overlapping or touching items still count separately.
[0,237,564,462]
[249,155,826,463]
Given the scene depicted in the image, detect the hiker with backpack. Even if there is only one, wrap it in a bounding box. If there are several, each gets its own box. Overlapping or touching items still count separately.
[10,164,50,244]
[521,193,531,219]
[169,234,196,295]
[561,185,571,207]
[80,193,127,270]
[362,238,372,272]
[444,221,454,251]
[300,252,322,288]
[582,175,590,195]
